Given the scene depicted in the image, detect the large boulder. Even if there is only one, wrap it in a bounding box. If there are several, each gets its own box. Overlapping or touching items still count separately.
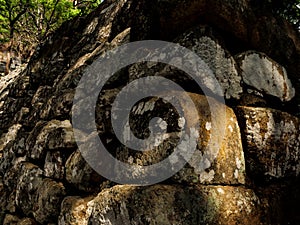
[235,51,295,102]
[60,184,266,225]
[93,91,245,185]
[237,106,300,182]
[0,0,299,224]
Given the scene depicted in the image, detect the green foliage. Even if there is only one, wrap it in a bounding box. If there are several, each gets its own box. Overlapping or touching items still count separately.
[0,0,102,57]
[0,14,9,43]
[0,0,31,40]
[253,0,300,29]
[18,0,80,41]
[272,0,300,27]
[74,0,102,15]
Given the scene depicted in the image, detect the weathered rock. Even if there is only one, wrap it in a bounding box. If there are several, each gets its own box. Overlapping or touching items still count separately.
[0,73,33,133]
[40,89,74,120]
[172,93,245,184]
[65,150,103,192]
[27,120,76,160]
[44,151,65,180]
[236,106,300,182]
[0,96,31,132]
[59,196,94,225]
[0,124,22,154]
[1,160,27,213]
[128,30,242,99]
[28,0,138,87]
[236,51,295,102]
[238,93,267,107]
[2,214,20,225]
[0,65,26,98]
[96,91,245,185]
[176,27,243,99]
[0,124,26,178]
[0,0,299,224]
[2,214,37,225]
[17,218,37,225]
[31,86,53,107]
[15,162,43,216]
[22,85,53,125]
[33,178,66,224]
[78,184,265,225]
[159,0,300,112]
[13,162,66,223]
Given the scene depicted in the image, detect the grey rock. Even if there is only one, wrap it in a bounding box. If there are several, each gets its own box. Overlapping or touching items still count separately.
[176,28,243,99]
[236,51,295,101]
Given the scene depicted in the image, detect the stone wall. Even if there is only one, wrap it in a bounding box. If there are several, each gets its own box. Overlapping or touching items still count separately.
[0,0,299,224]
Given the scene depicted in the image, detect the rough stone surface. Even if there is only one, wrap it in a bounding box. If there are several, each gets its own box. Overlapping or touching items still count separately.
[33,178,66,224]
[65,150,103,193]
[236,51,295,101]
[0,124,22,155]
[128,27,243,100]
[176,27,243,99]
[61,184,265,225]
[27,120,76,160]
[44,150,65,180]
[8,163,64,224]
[237,106,300,182]
[0,67,30,132]
[105,92,245,185]
[59,196,94,225]
[0,0,299,224]
[2,214,37,225]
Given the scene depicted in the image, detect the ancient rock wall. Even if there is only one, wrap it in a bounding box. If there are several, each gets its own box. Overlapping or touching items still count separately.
[0,0,299,224]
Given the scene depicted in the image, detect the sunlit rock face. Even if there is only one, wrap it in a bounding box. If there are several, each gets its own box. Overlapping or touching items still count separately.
[59,185,265,225]
[102,92,245,185]
[237,106,300,182]
[0,0,300,224]
[236,51,295,102]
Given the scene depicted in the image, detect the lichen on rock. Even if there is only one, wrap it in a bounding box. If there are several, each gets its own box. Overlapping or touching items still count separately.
[236,51,295,102]
[0,0,299,224]
[237,106,300,181]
